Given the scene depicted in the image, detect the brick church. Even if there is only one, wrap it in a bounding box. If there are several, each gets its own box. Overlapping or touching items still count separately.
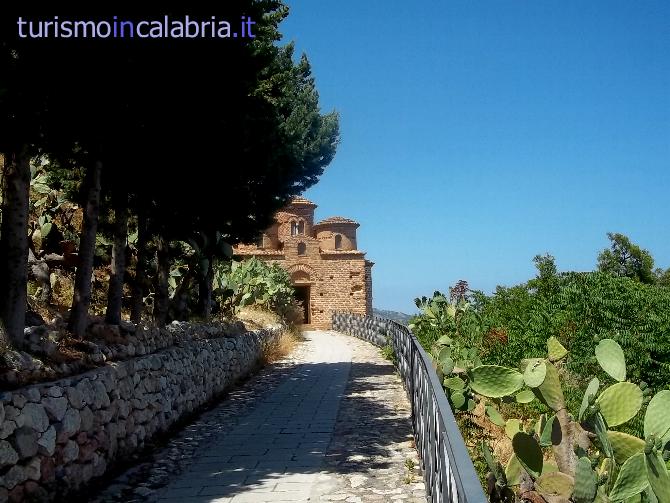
[234,197,373,329]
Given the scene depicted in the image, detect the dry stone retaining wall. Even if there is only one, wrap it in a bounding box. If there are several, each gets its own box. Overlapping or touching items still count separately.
[0,323,279,502]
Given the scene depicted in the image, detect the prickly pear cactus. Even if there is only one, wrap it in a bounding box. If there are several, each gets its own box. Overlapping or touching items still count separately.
[539,414,557,447]
[644,390,670,445]
[644,447,670,502]
[523,358,547,388]
[516,389,536,403]
[481,442,516,502]
[533,361,565,411]
[595,338,626,382]
[450,390,466,409]
[573,457,598,503]
[434,319,669,502]
[512,432,544,478]
[547,336,568,362]
[536,471,575,500]
[443,376,465,390]
[438,346,454,374]
[596,382,643,427]
[467,365,524,398]
[505,454,522,486]
[608,431,645,464]
[579,377,600,421]
[505,418,522,439]
[609,452,648,502]
[486,405,506,427]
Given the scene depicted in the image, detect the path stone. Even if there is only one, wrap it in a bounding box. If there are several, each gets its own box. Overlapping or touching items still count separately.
[92,331,427,503]
[313,334,426,502]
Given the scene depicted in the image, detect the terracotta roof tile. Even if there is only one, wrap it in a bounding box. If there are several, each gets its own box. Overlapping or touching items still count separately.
[319,249,365,255]
[289,196,317,207]
[314,216,359,225]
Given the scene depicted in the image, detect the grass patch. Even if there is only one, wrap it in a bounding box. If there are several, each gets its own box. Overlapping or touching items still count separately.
[237,306,283,330]
[240,306,304,364]
[381,343,397,366]
[261,326,303,364]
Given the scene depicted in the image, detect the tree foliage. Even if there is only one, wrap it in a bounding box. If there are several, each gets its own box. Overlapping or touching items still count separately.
[597,233,656,284]
[411,261,670,501]
[0,2,339,343]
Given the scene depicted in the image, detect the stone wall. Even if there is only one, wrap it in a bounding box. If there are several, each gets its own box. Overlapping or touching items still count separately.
[0,324,278,502]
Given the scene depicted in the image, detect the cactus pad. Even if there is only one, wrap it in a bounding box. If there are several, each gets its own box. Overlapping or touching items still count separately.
[512,431,543,478]
[443,376,466,391]
[523,358,547,388]
[451,391,465,409]
[579,377,600,421]
[541,461,559,475]
[594,412,614,459]
[516,389,536,404]
[533,362,565,412]
[539,414,558,447]
[505,419,522,439]
[505,454,522,486]
[644,390,670,444]
[438,347,454,375]
[467,365,524,398]
[486,405,506,427]
[547,336,568,362]
[536,471,575,499]
[573,456,598,503]
[597,382,643,427]
[435,334,452,346]
[595,338,626,382]
[481,441,502,479]
[438,346,451,362]
[645,449,670,502]
[608,430,646,464]
[609,452,648,502]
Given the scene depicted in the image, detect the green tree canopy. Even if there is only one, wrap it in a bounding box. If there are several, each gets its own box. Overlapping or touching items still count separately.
[597,232,656,284]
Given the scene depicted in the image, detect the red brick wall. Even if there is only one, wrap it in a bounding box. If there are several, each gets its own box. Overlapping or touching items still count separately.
[234,200,372,329]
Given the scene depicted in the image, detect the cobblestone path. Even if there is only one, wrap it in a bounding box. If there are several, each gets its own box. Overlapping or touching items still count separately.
[93,331,427,503]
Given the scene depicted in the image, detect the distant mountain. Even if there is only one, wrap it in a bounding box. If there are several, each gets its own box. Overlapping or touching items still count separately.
[373,308,414,325]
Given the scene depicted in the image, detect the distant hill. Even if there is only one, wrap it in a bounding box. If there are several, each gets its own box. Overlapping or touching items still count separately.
[373,308,414,325]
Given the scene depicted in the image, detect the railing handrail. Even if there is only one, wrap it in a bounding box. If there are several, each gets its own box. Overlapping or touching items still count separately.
[332,313,487,503]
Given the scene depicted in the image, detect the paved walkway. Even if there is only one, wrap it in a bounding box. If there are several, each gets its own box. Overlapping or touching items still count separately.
[94,331,426,503]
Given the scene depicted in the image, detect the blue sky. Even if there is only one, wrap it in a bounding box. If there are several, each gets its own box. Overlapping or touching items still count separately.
[281,1,670,314]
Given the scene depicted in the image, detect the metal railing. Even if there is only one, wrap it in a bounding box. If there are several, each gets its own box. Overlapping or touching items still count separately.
[332,313,487,503]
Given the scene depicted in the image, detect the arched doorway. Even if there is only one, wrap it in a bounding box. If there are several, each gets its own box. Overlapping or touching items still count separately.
[291,269,311,324]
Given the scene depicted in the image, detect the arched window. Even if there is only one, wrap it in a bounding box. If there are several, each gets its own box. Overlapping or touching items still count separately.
[291,220,305,236]
[297,242,306,255]
[334,234,342,250]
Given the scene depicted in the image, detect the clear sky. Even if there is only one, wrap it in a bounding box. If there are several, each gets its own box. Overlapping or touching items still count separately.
[281,1,670,314]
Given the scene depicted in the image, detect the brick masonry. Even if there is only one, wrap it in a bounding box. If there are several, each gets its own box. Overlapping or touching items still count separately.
[235,198,374,329]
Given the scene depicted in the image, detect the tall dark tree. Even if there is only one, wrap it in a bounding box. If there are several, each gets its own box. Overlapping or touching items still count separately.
[0,12,52,344]
[104,187,128,324]
[0,150,31,345]
[2,1,340,336]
